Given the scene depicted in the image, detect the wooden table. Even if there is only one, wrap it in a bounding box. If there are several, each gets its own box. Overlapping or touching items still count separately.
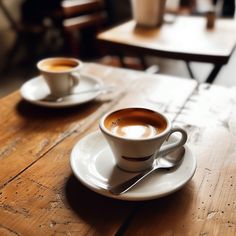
[0,63,235,235]
[97,16,236,83]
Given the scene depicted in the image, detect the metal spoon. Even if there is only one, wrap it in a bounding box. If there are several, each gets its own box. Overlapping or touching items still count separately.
[40,86,115,102]
[108,146,185,195]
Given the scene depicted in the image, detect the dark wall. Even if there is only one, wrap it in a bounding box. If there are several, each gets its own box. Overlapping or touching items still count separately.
[105,0,132,25]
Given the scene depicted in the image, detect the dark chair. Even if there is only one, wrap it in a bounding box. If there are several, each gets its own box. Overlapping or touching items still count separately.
[61,0,107,58]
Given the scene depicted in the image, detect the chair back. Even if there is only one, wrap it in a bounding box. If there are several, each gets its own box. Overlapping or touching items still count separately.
[62,0,107,32]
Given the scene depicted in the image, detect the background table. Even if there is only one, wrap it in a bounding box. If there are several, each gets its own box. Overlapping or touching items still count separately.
[97,16,236,83]
[0,63,235,235]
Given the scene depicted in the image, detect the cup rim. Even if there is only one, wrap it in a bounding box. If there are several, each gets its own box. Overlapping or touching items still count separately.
[99,107,171,141]
[37,57,82,74]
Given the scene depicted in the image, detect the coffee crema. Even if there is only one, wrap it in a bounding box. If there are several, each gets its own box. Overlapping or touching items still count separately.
[42,62,78,72]
[104,108,167,139]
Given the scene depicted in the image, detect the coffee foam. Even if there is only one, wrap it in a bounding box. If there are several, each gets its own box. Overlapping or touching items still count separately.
[104,108,167,139]
[111,123,158,139]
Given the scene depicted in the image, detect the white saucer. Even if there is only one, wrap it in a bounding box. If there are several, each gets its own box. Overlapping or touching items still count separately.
[70,131,197,201]
[20,74,103,108]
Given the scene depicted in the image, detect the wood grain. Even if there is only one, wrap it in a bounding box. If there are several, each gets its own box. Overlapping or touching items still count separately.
[123,84,236,235]
[0,63,135,188]
[0,126,135,236]
[0,64,197,235]
[1,64,234,235]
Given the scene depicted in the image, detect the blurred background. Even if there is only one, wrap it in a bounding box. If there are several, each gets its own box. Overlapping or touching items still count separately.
[0,0,235,97]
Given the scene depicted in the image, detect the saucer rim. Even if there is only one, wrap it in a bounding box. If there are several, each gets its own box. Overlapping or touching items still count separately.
[20,74,103,108]
[70,131,197,201]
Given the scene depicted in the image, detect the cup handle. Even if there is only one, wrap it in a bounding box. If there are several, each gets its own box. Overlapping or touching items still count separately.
[70,72,80,87]
[156,127,187,158]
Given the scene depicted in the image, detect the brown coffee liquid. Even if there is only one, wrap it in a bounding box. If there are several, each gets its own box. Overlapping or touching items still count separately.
[104,108,167,139]
[46,64,74,72]
[43,61,78,72]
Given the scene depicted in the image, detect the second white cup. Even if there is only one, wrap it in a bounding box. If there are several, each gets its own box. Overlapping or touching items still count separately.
[37,57,82,97]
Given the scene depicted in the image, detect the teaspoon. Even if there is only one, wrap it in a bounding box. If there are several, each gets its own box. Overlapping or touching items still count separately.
[108,146,185,195]
[40,86,115,102]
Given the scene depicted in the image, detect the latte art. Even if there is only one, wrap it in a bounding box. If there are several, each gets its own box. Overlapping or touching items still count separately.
[104,108,167,139]
[111,123,158,139]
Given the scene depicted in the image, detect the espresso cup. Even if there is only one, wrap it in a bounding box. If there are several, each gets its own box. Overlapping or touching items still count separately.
[37,57,82,97]
[99,107,187,172]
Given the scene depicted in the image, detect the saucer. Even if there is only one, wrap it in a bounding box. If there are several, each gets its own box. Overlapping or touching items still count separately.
[70,131,197,201]
[20,74,103,108]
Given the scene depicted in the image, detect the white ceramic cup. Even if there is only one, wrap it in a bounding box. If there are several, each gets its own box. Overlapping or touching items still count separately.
[99,107,187,172]
[37,57,82,97]
[131,0,166,27]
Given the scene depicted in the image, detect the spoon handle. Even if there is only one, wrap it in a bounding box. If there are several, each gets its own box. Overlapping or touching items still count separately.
[72,86,114,95]
[41,86,115,102]
[109,166,159,195]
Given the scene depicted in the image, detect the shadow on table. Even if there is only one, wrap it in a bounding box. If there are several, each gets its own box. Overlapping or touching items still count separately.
[64,174,136,234]
[16,99,103,121]
[123,181,196,234]
[64,174,195,234]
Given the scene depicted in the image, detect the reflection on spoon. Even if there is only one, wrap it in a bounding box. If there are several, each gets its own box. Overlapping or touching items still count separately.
[40,86,115,102]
